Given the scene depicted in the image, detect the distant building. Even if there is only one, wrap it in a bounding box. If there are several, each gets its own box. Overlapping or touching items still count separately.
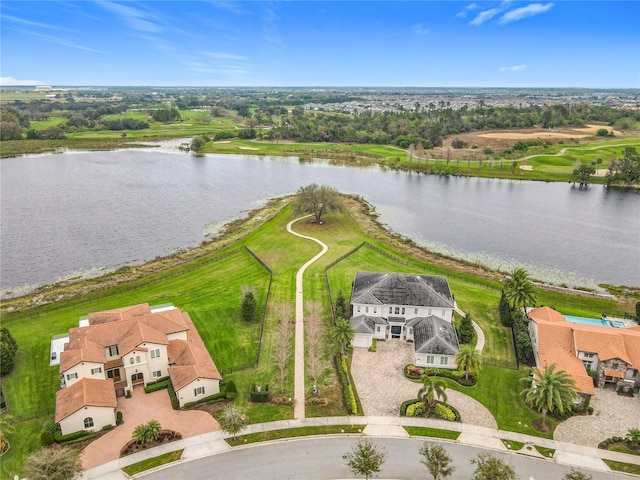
[35,85,52,91]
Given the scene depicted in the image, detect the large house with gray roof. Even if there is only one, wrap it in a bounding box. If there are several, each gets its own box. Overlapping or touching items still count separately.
[349,272,459,368]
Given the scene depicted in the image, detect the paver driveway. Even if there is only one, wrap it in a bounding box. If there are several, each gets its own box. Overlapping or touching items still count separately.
[554,388,640,447]
[351,340,497,429]
[82,385,219,469]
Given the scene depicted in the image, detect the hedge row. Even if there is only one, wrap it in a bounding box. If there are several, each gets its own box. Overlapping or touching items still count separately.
[250,384,269,403]
[400,399,461,422]
[53,429,99,445]
[183,390,228,409]
[167,380,180,410]
[144,378,170,393]
[404,365,475,386]
[336,354,357,414]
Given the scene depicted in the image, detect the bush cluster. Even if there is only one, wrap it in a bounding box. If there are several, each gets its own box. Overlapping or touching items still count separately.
[250,384,270,403]
[368,338,377,352]
[435,403,456,421]
[225,380,237,400]
[144,377,170,393]
[53,429,98,445]
[405,402,426,417]
[336,354,358,414]
[116,411,123,426]
[183,391,228,409]
[167,381,180,410]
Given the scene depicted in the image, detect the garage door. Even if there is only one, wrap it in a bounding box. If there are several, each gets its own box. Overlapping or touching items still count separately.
[352,334,372,348]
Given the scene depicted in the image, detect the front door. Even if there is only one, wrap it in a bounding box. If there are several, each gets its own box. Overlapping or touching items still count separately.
[391,325,402,339]
[131,372,144,385]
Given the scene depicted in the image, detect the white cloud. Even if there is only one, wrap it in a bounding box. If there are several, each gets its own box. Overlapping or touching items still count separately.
[203,51,247,60]
[98,1,162,33]
[2,14,71,32]
[499,65,527,72]
[470,8,501,26]
[412,23,430,35]
[210,1,248,15]
[455,3,478,19]
[0,77,44,86]
[499,3,554,24]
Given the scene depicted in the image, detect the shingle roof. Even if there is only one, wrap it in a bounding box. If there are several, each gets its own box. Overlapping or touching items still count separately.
[413,316,459,355]
[350,272,454,309]
[349,315,387,334]
[55,378,116,422]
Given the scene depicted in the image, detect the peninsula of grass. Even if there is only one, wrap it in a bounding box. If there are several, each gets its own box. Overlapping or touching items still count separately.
[121,449,184,476]
[226,425,365,446]
[502,439,525,450]
[603,459,640,475]
[534,445,556,457]
[0,195,634,477]
[404,426,461,441]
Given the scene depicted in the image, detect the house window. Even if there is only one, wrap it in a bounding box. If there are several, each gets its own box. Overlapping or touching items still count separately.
[395,307,400,314]
[194,386,205,396]
[584,352,594,358]
[583,361,592,371]
[376,326,381,332]
[91,367,102,375]
[426,355,435,364]
[373,307,377,314]
[150,348,161,359]
[365,306,369,313]
[401,307,405,315]
[442,309,446,316]
[136,356,141,363]
[612,362,619,369]
[66,372,78,381]
[414,308,418,315]
[107,345,119,356]
[428,309,432,315]
[84,417,94,428]
[409,328,413,335]
[389,307,393,314]
[152,370,162,378]
[357,306,361,313]
[130,357,135,365]
[440,357,449,366]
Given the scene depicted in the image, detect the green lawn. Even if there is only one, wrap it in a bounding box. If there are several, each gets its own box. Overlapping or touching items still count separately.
[121,449,183,475]
[404,426,461,440]
[603,459,640,475]
[226,424,365,445]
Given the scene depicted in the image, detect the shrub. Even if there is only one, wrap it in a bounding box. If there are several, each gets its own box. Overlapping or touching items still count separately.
[368,338,377,352]
[451,138,468,149]
[101,424,114,431]
[250,384,269,403]
[435,403,456,421]
[336,354,358,414]
[346,385,357,414]
[456,313,475,344]
[144,378,170,393]
[406,403,417,416]
[116,411,123,426]
[405,364,424,379]
[183,391,228,409]
[40,431,54,446]
[167,381,180,410]
[53,430,98,445]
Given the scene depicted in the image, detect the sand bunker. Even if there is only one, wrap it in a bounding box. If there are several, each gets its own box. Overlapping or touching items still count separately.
[478,132,589,140]
[573,124,621,136]
[520,165,533,171]
[238,146,259,150]
[214,140,231,144]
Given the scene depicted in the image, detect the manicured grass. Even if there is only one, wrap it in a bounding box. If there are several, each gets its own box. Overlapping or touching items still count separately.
[404,426,461,440]
[502,439,525,450]
[226,425,365,445]
[121,449,183,475]
[610,445,640,456]
[603,459,640,475]
[534,445,556,457]
[0,419,49,480]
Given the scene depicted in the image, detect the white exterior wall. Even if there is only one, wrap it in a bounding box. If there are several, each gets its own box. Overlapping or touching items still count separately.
[176,378,220,407]
[59,406,115,436]
[166,331,188,341]
[142,343,169,380]
[576,351,600,372]
[373,324,387,340]
[529,321,540,367]
[353,304,383,317]
[352,334,373,348]
[63,362,104,387]
[357,304,453,323]
[415,353,456,369]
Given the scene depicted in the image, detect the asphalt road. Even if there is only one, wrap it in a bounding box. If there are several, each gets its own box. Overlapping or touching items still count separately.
[143,437,623,480]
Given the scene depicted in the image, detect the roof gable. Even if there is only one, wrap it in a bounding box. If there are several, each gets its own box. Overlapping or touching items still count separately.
[413,316,459,355]
[55,378,116,422]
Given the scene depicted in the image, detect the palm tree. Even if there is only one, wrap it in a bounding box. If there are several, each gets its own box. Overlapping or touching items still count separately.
[521,364,577,430]
[625,428,640,449]
[455,345,482,381]
[503,267,537,313]
[331,318,355,355]
[132,420,162,444]
[418,374,447,408]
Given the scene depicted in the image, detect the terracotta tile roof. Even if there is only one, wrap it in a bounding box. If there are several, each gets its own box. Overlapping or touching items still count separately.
[604,369,624,379]
[573,326,633,365]
[538,345,594,395]
[60,306,189,372]
[55,378,116,422]
[528,306,567,323]
[167,312,222,391]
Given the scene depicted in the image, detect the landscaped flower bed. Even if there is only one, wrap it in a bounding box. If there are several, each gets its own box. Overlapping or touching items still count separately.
[120,430,182,457]
[400,399,461,421]
[404,364,475,386]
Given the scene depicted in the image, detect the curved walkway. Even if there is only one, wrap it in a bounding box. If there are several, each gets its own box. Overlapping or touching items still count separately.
[286,215,329,419]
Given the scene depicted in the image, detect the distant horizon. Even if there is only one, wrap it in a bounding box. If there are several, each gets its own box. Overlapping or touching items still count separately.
[2,1,639,88]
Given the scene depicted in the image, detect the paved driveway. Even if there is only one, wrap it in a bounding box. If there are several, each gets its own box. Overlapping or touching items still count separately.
[554,388,640,447]
[82,385,219,470]
[351,340,497,429]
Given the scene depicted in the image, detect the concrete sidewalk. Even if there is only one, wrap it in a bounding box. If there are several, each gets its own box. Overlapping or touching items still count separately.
[82,415,640,479]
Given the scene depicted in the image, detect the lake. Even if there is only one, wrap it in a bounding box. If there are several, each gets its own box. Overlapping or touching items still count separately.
[1,150,638,297]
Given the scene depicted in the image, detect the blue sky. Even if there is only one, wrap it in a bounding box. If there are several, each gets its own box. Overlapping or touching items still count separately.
[1,1,638,88]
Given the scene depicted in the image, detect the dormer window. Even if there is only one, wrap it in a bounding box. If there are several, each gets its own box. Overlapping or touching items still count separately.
[107,345,119,356]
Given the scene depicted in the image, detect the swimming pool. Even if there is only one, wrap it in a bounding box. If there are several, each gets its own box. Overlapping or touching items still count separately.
[564,314,612,327]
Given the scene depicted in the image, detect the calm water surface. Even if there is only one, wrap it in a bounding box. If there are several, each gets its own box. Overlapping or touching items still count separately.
[1,150,638,296]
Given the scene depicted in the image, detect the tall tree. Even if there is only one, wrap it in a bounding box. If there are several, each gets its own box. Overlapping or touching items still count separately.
[330,318,355,355]
[455,344,482,381]
[419,442,455,480]
[522,364,578,430]
[24,447,82,480]
[218,405,246,441]
[293,183,344,223]
[456,313,475,344]
[470,452,516,480]
[0,327,18,376]
[273,303,293,394]
[240,287,257,322]
[498,291,513,326]
[345,438,387,480]
[418,374,447,407]
[503,267,536,312]
[334,290,348,319]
